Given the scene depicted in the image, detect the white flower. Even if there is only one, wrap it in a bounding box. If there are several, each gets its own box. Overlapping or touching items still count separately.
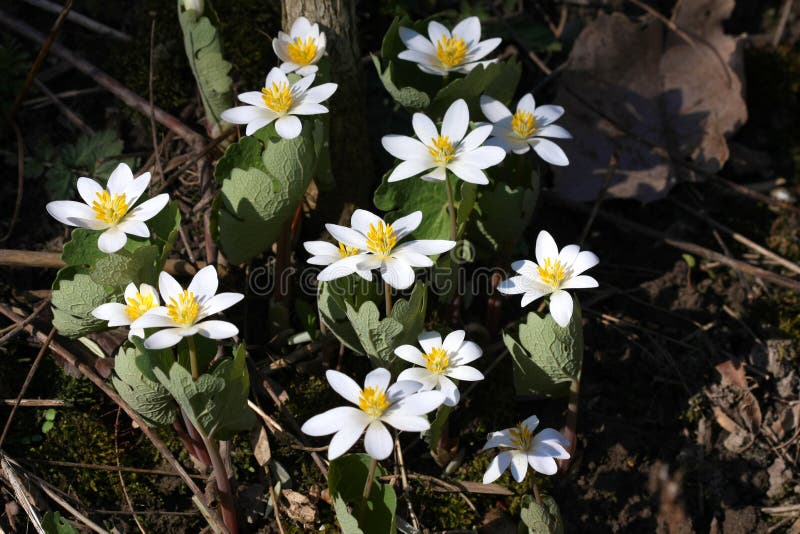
[91,283,160,339]
[273,16,326,76]
[130,266,243,350]
[480,93,571,166]
[182,0,203,13]
[303,240,372,281]
[301,368,444,460]
[481,415,570,483]
[46,163,169,254]
[397,17,501,76]
[498,230,598,328]
[318,209,455,290]
[220,67,337,139]
[395,330,484,407]
[382,99,506,184]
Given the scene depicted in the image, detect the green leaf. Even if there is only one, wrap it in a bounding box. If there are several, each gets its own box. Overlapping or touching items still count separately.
[470,182,537,259]
[519,494,564,534]
[429,60,522,117]
[153,344,256,440]
[147,200,182,268]
[215,126,316,264]
[61,228,147,267]
[214,135,264,185]
[328,454,397,534]
[317,276,381,354]
[89,245,159,287]
[504,301,583,398]
[345,283,426,372]
[112,344,178,427]
[372,56,431,112]
[178,6,233,134]
[50,267,112,338]
[42,511,78,534]
[374,172,450,241]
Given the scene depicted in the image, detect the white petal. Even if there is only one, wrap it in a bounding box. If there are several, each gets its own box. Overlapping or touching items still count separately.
[386,380,423,402]
[447,161,489,185]
[452,16,480,46]
[91,303,130,326]
[129,308,176,329]
[188,265,219,301]
[266,67,289,87]
[290,16,312,37]
[480,95,512,123]
[418,331,442,353]
[464,38,501,62]
[421,166,447,182]
[158,271,183,302]
[200,292,243,318]
[126,194,169,222]
[301,406,366,436]
[397,367,433,385]
[392,249,433,268]
[46,201,98,228]
[561,275,598,290]
[350,209,384,235]
[535,428,571,449]
[106,163,134,195]
[531,138,569,166]
[76,177,103,205]
[397,49,438,68]
[390,211,422,238]
[122,174,151,206]
[534,105,565,125]
[297,83,337,104]
[528,455,558,476]
[290,102,328,115]
[290,72,316,96]
[446,365,483,381]
[238,91,266,107]
[304,240,339,257]
[427,20,451,47]
[571,250,600,276]
[394,239,454,255]
[196,320,238,340]
[442,330,465,352]
[521,290,548,307]
[123,283,138,301]
[387,159,434,182]
[451,341,482,365]
[394,345,427,366]
[244,118,274,136]
[454,146,506,169]
[325,223,368,250]
[441,99,469,142]
[536,124,571,139]
[399,26,435,55]
[516,94,536,115]
[482,451,512,484]
[221,106,268,125]
[549,290,574,328]
[275,115,302,139]
[327,420,369,460]
[521,414,541,431]
[412,113,439,144]
[139,283,160,304]
[381,258,416,290]
[482,430,513,451]
[98,227,128,253]
[512,259,538,277]
[307,254,340,266]
[380,412,430,432]
[326,370,362,405]
[459,124,493,151]
[509,451,530,482]
[558,244,580,266]
[392,390,443,415]
[535,231,559,266]
[116,219,149,238]
[364,367,391,392]
[317,255,365,281]
[382,134,429,161]
[497,276,533,295]
[143,328,186,349]
[438,375,460,406]
[364,421,394,460]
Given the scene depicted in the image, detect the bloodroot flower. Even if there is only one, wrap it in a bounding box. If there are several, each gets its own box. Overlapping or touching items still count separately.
[130,266,243,349]
[481,415,570,483]
[273,16,326,76]
[395,330,484,407]
[303,240,372,281]
[498,230,599,327]
[221,67,337,139]
[397,17,501,76]
[480,93,571,166]
[91,283,159,339]
[301,368,444,460]
[46,163,169,253]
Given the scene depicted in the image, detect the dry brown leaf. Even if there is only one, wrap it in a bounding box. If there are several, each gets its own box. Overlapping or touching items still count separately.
[251,427,271,467]
[552,0,747,202]
[281,489,316,526]
[715,360,748,389]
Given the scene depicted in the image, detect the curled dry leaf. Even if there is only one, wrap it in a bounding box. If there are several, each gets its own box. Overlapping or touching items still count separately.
[553,0,747,202]
[281,489,317,526]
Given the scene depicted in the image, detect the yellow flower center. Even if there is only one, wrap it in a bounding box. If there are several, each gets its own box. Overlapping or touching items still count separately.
[428,135,456,165]
[509,422,533,451]
[261,82,293,114]
[166,290,199,326]
[358,386,389,418]
[338,242,360,258]
[365,221,397,257]
[124,291,156,321]
[424,346,450,374]
[92,191,128,224]
[537,258,567,288]
[512,110,537,138]
[287,36,318,65]
[436,35,468,69]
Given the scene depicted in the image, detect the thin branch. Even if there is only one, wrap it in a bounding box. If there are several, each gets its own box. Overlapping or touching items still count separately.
[20,0,131,42]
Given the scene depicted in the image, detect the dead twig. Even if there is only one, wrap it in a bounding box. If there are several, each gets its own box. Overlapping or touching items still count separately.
[0,297,50,345]
[115,407,147,534]
[20,0,131,42]
[20,458,206,479]
[773,0,794,47]
[31,79,93,135]
[0,249,203,276]
[0,452,44,534]
[148,19,165,186]
[2,119,25,243]
[1,399,63,407]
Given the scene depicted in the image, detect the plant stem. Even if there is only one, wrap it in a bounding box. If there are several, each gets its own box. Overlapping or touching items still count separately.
[560,377,580,473]
[362,457,379,500]
[384,281,393,316]
[188,335,199,381]
[445,172,457,241]
[199,430,239,534]
[533,480,543,504]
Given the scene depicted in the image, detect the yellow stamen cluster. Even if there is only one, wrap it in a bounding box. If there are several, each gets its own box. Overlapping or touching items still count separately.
[92,191,128,224]
[537,258,567,288]
[261,82,293,113]
[167,290,199,326]
[124,291,156,321]
[365,221,397,257]
[435,35,468,68]
[287,36,317,65]
[424,346,450,375]
[338,242,360,258]
[509,422,533,451]
[358,386,389,418]
[512,110,537,138]
[428,135,456,165]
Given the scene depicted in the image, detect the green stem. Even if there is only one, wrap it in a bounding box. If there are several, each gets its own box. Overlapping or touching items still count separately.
[362,457,379,499]
[198,429,239,534]
[188,335,199,381]
[445,172,457,241]
[384,281,393,316]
